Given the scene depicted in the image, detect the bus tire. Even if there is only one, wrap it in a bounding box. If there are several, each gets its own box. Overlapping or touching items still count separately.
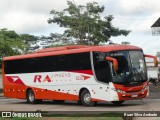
[27,89,38,104]
[81,89,96,106]
[111,101,124,105]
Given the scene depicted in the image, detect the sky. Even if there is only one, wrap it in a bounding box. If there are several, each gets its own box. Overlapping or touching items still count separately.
[0,0,160,55]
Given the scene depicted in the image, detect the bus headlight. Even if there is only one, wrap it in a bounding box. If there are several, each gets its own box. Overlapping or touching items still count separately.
[143,85,148,90]
[111,88,126,93]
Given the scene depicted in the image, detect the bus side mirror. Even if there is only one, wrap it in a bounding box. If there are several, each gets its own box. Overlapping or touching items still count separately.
[144,54,158,67]
[106,57,118,71]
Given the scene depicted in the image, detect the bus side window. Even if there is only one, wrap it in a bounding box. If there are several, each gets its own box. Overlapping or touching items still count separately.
[38,56,55,72]
[5,60,15,74]
[56,55,69,71]
[69,52,91,70]
[26,58,39,73]
[14,59,27,73]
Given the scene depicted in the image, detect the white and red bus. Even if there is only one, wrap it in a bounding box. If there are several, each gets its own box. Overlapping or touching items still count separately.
[2,45,158,106]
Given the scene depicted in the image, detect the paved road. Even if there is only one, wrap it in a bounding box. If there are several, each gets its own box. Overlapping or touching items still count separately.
[0,98,159,111]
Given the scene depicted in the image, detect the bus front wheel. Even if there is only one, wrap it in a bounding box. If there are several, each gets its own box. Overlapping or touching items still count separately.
[27,89,41,104]
[81,89,96,106]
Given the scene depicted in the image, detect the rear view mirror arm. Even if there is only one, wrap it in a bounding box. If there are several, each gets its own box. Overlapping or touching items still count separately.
[106,57,118,71]
[144,54,158,67]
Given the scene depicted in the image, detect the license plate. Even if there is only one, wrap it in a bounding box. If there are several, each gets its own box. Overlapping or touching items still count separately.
[131,94,138,97]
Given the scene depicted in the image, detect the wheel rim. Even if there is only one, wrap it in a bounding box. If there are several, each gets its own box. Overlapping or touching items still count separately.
[84,93,91,104]
[29,92,34,102]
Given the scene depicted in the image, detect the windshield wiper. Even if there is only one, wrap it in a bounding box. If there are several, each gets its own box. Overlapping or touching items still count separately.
[132,67,143,81]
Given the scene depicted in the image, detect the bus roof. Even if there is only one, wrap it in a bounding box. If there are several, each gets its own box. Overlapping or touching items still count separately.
[3,44,142,61]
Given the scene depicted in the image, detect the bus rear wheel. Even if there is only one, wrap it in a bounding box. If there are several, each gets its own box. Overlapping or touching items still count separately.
[111,101,124,105]
[81,89,96,106]
[27,89,41,104]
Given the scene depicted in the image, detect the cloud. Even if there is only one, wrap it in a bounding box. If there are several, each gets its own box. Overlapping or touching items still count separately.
[112,14,160,36]
[0,0,67,14]
[0,11,48,33]
[74,0,107,5]
[117,0,160,15]
[132,20,155,34]
[0,0,160,55]
[0,0,106,15]
[0,0,71,34]
[0,0,108,35]
[129,14,160,35]
[111,30,160,55]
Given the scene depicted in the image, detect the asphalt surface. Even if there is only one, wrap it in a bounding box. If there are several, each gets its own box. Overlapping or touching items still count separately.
[148,83,160,99]
[0,97,159,111]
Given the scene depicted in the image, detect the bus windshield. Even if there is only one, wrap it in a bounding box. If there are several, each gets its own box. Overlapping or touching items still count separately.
[110,51,147,85]
[93,50,147,85]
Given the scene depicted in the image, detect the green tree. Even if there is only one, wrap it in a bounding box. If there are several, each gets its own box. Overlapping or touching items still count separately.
[20,34,39,53]
[48,1,130,45]
[0,28,26,58]
[121,41,130,45]
[49,33,75,45]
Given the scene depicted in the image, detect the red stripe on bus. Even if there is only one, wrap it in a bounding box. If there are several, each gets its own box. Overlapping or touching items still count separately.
[68,70,93,75]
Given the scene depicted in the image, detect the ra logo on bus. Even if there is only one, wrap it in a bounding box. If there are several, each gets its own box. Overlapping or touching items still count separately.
[34,75,52,83]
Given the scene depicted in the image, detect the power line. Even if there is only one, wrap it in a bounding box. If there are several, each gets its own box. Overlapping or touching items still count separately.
[113,16,159,21]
